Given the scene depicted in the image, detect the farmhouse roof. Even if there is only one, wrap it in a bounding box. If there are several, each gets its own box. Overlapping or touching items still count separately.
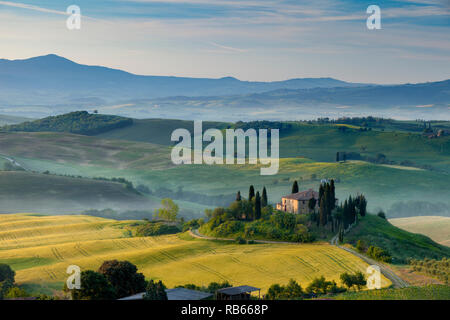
[283,189,319,201]
[118,288,213,300]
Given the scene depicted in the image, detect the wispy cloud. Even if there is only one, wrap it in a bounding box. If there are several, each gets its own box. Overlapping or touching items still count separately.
[209,41,248,53]
[0,1,67,15]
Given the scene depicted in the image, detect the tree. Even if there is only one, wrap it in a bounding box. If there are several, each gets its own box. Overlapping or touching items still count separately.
[356,240,365,253]
[319,197,327,226]
[292,180,299,194]
[254,191,262,220]
[377,210,386,219]
[248,185,255,201]
[330,179,336,210]
[340,272,366,291]
[0,264,15,283]
[308,197,316,213]
[336,152,340,162]
[144,280,168,300]
[262,187,268,207]
[357,195,367,216]
[154,198,179,221]
[98,260,147,299]
[236,191,241,201]
[71,270,116,300]
[318,184,324,205]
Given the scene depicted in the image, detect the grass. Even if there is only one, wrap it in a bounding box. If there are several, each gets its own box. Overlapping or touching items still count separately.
[330,285,450,300]
[389,216,450,247]
[0,121,449,218]
[0,214,390,295]
[96,119,450,171]
[344,214,450,264]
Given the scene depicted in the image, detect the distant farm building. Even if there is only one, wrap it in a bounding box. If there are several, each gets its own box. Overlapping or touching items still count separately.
[276,189,320,214]
[118,287,213,300]
[215,285,261,300]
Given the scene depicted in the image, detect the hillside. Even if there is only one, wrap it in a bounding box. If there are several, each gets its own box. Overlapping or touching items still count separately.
[344,214,450,264]
[0,214,389,295]
[2,111,133,136]
[0,171,156,214]
[0,118,449,217]
[390,216,450,246]
[94,118,450,172]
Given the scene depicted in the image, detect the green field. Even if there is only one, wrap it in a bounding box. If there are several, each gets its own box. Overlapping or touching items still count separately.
[0,214,390,295]
[344,214,450,263]
[390,216,450,247]
[0,118,449,218]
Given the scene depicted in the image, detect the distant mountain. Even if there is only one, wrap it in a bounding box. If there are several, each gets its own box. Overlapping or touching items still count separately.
[0,54,358,105]
[1,54,448,121]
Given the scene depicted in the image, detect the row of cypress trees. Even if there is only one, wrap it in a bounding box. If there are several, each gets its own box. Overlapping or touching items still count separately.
[235,185,268,220]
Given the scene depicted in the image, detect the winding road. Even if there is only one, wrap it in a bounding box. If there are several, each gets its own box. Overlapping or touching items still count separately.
[330,234,409,288]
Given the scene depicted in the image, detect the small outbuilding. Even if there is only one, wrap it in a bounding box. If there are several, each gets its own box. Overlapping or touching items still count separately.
[118,287,213,301]
[215,285,261,300]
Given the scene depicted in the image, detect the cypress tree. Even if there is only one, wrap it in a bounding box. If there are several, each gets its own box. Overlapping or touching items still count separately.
[330,179,336,210]
[319,197,327,227]
[359,195,367,216]
[236,191,241,201]
[343,200,349,229]
[319,184,324,205]
[248,185,255,201]
[254,191,261,220]
[292,180,299,194]
[262,187,268,207]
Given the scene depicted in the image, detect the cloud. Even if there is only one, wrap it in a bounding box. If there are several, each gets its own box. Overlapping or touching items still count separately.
[208,41,248,53]
[0,1,67,15]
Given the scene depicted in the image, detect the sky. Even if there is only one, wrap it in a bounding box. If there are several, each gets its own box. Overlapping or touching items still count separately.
[0,0,449,83]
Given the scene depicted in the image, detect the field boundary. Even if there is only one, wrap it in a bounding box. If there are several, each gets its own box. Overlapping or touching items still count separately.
[330,233,409,288]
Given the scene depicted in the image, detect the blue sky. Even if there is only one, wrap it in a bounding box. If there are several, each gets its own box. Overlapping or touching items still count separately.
[0,0,449,83]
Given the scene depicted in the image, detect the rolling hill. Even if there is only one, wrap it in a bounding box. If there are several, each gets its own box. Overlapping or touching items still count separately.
[390,216,450,247]
[0,171,157,214]
[0,116,449,217]
[0,213,390,295]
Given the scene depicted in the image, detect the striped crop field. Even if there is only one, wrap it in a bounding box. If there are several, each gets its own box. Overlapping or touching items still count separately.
[0,214,390,294]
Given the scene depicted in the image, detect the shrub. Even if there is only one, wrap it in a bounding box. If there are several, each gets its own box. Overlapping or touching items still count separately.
[235,236,247,244]
[265,279,304,300]
[377,211,386,219]
[143,280,167,300]
[4,287,29,299]
[367,246,392,263]
[135,222,180,237]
